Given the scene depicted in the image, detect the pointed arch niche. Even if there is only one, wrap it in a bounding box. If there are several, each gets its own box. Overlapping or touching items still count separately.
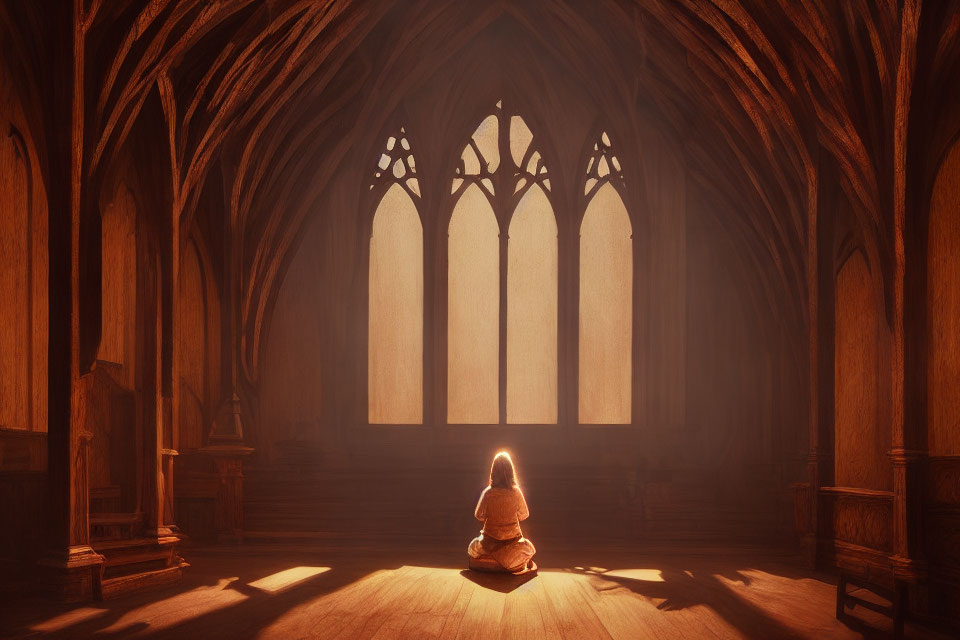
[579,133,632,424]
[928,138,960,455]
[448,102,558,424]
[834,251,889,490]
[368,129,423,424]
[0,86,47,432]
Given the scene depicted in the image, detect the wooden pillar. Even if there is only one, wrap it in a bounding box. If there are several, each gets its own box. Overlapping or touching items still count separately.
[138,243,170,539]
[161,225,179,533]
[799,151,829,569]
[160,113,181,532]
[202,184,254,541]
[202,445,254,543]
[889,0,926,596]
[39,0,104,600]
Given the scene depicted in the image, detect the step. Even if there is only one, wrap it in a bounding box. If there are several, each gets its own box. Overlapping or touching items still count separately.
[94,535,181,571]
[92,536,186,599]
[98,563,187,600]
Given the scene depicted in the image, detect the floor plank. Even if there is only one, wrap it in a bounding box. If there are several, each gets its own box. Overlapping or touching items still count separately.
[1,544,951,640]
[539,571,613,640]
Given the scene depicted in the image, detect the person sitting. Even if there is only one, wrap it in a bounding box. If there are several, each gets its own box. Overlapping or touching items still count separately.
[467,451,537,574]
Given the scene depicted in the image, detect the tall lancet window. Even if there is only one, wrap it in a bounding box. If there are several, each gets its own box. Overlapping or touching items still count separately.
[368,128,423,423]
[448,101,558,424]
[579,132,632,424]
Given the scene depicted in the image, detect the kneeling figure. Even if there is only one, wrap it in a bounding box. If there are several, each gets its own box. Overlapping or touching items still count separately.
[467,451,536,574]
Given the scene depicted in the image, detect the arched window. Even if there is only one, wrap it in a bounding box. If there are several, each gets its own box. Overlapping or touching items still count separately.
[507,182,557,423]
[579,132,632,424]
[368,129,423,424]
[448,183,499,424]
[448,102,558,424]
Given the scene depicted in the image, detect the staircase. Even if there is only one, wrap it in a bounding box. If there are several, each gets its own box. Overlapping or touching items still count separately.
[84,362,188,599]
[92,534,187,600]
[89,512,187,600]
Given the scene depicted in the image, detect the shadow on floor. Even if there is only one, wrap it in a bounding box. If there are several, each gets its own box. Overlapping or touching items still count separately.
[0,543,940,639]
[459,568,537,593]
[571,565,807,639]
[1,550,382,640]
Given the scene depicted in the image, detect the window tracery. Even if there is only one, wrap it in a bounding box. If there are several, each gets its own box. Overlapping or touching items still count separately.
[368,128,423,424]
[579,131,632,424]
[448,101,558,425]
[368,117,632,427]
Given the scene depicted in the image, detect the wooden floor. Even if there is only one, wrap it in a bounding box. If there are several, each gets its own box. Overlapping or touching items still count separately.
[1,543,948,639]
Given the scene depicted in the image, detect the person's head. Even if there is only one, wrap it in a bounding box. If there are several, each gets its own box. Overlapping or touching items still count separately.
[489,451,518,489]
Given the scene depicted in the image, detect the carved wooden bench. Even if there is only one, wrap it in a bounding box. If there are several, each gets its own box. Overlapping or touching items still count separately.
[836,572,906,639]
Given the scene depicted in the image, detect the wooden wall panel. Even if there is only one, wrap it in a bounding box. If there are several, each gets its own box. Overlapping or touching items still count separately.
[85,363,136,512]
[927,458,960,568]
[819,488,893,553]
[641,127,686,427]
[0,428,46,562]
[925,456,960,624]
[0,113,30,430]
[98,175,137,386]
[0,56,47,433]
[178,238,219,450]
[685,201,772,466]
[928,139,960,456]
[257,217,327,460]
[834,252,890,491]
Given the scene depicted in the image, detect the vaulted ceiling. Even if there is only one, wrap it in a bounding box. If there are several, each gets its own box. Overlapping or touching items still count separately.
[3,0,959,376]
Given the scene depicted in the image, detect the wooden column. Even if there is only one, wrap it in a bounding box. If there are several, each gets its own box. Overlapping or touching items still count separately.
[202,180,254,541]
[889,0,926,595]
[138,242,170,539]
[161,114,181,533]
[39,0,104,600]
[799,151,829,569]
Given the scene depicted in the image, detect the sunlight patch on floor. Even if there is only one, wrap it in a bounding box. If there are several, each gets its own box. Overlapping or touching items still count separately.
[31,606,109,632]
[248,566,331,593]
[574,566,665,582]
[97,577,246,636]
[604,568,665,582]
